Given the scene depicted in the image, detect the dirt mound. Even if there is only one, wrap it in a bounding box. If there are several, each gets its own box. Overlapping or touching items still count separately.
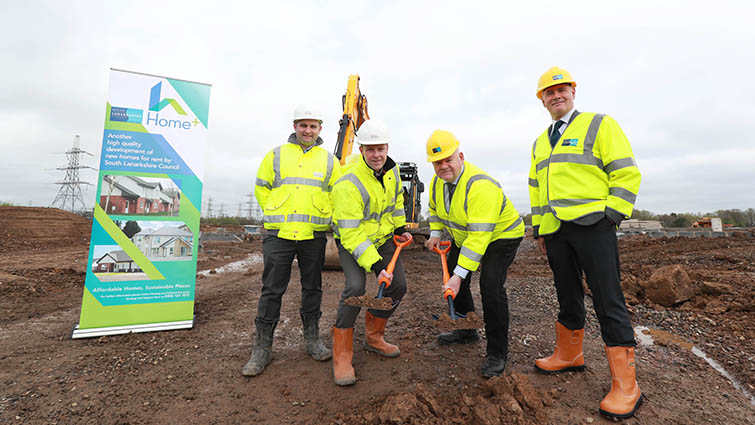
[619,234,755,311]
[0,206,91,252]
[2,231,755,423]
[332,374,549,425]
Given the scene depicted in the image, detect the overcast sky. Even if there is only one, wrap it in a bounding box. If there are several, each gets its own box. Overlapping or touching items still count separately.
[2,1,753,216]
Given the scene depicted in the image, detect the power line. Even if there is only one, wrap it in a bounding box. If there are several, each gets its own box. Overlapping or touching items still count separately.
[246,192,262,220]
[50,135,95,213]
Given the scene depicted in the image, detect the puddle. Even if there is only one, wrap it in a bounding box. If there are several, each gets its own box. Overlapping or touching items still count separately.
[635,326,755,406]
[197,254,263,276]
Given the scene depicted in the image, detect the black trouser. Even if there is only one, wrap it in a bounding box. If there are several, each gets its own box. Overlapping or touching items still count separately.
[447,237,522,356]
[256,233,327,325]
[335,239,407,328]
[544,217,635,347]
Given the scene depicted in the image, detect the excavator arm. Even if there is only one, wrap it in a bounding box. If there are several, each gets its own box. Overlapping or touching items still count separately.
[334,75,370,165]
[324,75,425,269]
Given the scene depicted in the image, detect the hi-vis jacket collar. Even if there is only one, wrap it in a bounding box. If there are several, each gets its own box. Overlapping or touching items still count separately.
[288,133,324,148]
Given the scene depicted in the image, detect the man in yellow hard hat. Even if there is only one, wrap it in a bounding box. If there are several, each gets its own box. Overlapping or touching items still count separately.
[242,104,340,377]
[331,119,411,386]
[529,66,642,419]
[425,130,524,378]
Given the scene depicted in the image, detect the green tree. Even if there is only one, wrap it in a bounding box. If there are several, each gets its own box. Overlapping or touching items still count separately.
[631,209,656,220]
[745,208,755,227]
[715,209,746,227]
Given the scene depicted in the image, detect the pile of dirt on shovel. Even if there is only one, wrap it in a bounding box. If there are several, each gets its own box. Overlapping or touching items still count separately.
[331,373,551,425]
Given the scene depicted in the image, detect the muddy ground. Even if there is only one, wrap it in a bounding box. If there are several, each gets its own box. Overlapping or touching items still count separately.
[1,206,754,424]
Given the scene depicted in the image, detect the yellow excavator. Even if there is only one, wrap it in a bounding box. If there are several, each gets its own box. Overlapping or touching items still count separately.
[324,75,425,268]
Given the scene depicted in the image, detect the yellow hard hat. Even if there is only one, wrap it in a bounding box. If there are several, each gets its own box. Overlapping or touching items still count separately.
[426,130,460,162]
[536,66,576,99]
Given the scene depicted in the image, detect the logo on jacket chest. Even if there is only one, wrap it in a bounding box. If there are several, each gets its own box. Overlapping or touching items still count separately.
[562,138,579,147]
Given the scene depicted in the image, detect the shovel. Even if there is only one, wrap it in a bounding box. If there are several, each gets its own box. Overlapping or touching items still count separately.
[431,241,484,330]
[344,234,413,311]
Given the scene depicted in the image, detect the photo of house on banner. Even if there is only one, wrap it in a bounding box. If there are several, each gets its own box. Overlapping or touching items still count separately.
[92,221,194,282]
[99,175,181,216]
[91,244,147,282]
[132,221,194,261]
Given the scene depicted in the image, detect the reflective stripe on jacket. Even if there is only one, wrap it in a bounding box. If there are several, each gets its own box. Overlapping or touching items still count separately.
[528,111,641,237]
[333,156,406,271]
[255,134,340,240]
[428,161,524,273]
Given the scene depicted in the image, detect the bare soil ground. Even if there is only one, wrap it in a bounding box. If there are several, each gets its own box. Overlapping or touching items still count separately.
[1,206,754,424]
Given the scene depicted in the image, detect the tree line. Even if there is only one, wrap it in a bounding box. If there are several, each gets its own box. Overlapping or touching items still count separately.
[630,208,755,228]
[513,208,755,229]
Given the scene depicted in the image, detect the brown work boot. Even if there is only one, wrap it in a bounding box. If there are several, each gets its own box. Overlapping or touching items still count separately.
[364,311,399,358]
[599,346,643,419]
[535,321,585,374]
[332,327,356,386]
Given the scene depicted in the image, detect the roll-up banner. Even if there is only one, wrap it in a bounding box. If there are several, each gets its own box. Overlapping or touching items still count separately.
[73,69,211,338]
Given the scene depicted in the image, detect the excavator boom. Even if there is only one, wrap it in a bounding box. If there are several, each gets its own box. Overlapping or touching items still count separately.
[324,75,424,269]
[333,75,369,165]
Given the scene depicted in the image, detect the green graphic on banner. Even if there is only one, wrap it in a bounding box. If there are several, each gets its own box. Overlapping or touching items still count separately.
[94,205,165,280]
[73,68,211,338]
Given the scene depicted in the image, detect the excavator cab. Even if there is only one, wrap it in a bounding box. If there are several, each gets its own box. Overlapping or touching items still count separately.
[398,162,424,229]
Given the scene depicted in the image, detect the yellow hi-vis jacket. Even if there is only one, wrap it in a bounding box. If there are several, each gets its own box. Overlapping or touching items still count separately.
[528,111,641,237]
[255,134,340,241]
[333,156,406,271]
[428,161,524,273]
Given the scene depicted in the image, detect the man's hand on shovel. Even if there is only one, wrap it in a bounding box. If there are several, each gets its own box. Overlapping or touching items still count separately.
[377,269,393,287]
[396,232,412,243]
[442,274,462,298]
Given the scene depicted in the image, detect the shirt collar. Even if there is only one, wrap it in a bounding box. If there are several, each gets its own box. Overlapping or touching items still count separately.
[552,108,576,128]
[449,163,465,186]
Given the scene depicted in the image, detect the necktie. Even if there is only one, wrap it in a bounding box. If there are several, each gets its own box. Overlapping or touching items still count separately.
[445,183,456,212]
[549,120,564,148]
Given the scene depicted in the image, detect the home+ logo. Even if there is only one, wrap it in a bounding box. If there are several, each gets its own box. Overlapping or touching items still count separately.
[149,82,187,115]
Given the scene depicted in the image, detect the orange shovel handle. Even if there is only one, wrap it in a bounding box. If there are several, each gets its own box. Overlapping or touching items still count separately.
[432,241,455,299]
[443,287,456,300]
[378,234,413,288]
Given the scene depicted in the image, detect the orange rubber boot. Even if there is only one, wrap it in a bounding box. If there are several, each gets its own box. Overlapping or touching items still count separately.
[332,327,356,386]
[599,346,642,419]
[364,312,400,358]
[535,322,585,374]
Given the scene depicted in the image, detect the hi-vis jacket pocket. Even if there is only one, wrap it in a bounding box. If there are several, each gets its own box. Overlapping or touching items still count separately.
[265,192,290,211]
[311,192,331,215]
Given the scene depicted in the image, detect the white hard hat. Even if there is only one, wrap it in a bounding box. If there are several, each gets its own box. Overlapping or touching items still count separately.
[292,104,324,123]
[356,120,391,145]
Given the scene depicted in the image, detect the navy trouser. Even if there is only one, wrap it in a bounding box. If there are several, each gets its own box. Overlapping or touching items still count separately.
[256,232,327,325]
[446,237,522,356]
[544,217,636,347]
[334,239,407,328]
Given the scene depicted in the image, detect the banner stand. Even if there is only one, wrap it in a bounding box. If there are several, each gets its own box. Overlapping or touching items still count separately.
[72,320,193,339]
[73,68,211,339]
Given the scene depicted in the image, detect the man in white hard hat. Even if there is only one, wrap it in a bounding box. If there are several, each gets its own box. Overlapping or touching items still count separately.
[529,66,642,419]
[243,105,341,377]
[330,119,411,386]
